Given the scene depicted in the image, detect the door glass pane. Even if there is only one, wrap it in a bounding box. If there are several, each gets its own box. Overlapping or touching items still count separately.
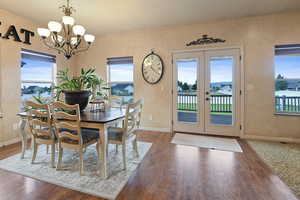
[209,57,233,125]
[177,59,198,123]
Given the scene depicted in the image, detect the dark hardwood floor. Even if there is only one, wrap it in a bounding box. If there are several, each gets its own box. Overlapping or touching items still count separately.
[0,131,298,200]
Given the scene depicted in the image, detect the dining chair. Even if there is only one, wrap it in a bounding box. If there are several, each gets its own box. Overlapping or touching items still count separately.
[109,96,124,127]
[51,101,101,175]
[110,96,123,109]
[25,101,56,168]
[107,100,143,170]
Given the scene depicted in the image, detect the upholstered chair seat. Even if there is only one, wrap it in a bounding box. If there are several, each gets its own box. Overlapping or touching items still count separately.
[60,128,100,145]
[107,127,123,141]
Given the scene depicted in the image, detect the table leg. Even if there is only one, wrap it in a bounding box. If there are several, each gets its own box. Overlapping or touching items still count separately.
[19,118,27,159]
[99,125,108,179]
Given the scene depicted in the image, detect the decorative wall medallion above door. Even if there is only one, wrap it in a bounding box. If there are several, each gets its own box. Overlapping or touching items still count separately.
[186,35,225,46]
[142,50,164,84]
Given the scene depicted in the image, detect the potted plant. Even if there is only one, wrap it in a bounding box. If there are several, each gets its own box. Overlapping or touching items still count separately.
[54,68,109,111]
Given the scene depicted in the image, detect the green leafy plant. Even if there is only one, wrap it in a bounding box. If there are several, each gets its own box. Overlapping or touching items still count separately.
[53,68,109,101]
[23,91,52,112]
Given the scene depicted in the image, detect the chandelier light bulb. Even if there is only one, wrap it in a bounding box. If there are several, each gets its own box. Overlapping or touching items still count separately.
[73,25,86,36]
[71,37,78,45]
[62,16,75,25]
[37,28,50,38]
[84,34,95,43]
[48,21,62,33]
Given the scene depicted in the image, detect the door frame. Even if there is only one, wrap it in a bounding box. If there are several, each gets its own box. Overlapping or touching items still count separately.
[170,46,245,137]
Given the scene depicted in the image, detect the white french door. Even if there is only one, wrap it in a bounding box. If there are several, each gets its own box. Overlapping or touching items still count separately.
[172,48,241,136]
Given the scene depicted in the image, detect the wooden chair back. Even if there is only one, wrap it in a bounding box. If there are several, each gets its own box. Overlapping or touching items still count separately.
[123,100,143,138]
[25,101,52,140]
[110,96,123,109]
[51,102,82,146]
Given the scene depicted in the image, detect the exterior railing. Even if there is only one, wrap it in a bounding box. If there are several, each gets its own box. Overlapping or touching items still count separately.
[178,93,300,113]
[275,96,300,112]
[177,93,232,113]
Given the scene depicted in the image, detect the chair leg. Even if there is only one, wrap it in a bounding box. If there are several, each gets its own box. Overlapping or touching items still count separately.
[132,138,139,157]
[96,142,100,165]
[50,142,56,168]
[115,144,119,153]
[122,143,127,170]
[31,140,38,164]
[79,149,84,176]
[57,143,63,170]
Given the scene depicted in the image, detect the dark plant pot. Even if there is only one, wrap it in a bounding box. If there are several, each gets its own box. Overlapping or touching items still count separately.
[63,90,91,111]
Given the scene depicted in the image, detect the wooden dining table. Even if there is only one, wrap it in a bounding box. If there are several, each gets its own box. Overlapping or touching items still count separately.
[18,108,125,179]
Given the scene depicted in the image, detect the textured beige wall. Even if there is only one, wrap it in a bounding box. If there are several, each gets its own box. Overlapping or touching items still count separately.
[0,9,75,145]
[74,11,300,139]
[0,8,299,144]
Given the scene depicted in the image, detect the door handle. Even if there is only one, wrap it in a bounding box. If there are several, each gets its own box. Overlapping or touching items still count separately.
[206,92,210,95]
[206,97,210,101]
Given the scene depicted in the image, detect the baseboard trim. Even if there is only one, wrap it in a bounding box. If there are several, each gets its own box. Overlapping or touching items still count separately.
[0,137,22,148]
[139,127,170,133]
[242,134,300,144]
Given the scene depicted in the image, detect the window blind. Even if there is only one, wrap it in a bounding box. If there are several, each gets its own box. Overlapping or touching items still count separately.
[275,44,300,56]
[107,56,133,65]
[21,49,56,63]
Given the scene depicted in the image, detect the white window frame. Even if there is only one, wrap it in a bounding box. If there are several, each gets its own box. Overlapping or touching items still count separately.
[274,46,300,114]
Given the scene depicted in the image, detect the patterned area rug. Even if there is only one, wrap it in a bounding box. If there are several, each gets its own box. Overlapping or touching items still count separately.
[0,141,152,200]
[248,140,300,199]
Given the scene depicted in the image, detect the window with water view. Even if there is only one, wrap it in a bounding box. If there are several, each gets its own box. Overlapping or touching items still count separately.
[21,49,56,108]
[107,57,134,104]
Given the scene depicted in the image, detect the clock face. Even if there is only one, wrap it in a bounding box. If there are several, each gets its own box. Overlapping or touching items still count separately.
[142,53,164,84]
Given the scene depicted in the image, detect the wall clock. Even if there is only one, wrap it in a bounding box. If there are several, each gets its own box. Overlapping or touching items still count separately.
[142,51,164,84]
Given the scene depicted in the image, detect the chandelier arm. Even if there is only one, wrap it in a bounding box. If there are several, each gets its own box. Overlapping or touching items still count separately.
[74,37,82,49]
[72,43,91,54]
[41,38,68,55]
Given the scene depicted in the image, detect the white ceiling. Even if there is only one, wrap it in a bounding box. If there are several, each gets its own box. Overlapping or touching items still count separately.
[1,0,300,35]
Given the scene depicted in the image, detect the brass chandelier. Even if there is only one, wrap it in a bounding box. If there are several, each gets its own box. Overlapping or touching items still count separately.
[37,0,95,59]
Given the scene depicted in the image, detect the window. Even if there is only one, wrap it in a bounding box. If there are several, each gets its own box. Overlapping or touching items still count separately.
[21,49,56,108]
[107,57,134,104]
[274,45,300,113]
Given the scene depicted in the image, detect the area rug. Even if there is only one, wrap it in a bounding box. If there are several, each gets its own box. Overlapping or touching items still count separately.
[248,140,300,199]
[171,133,243,152]
[0,141,152,200]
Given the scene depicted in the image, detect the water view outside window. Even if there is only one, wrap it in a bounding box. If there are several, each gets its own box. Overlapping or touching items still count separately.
[177,59,198,123]
[209,57,233,125]
[275,56,300,113]
[108,61,134,104]
[21,51,55,107]
[176,57,234,125]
